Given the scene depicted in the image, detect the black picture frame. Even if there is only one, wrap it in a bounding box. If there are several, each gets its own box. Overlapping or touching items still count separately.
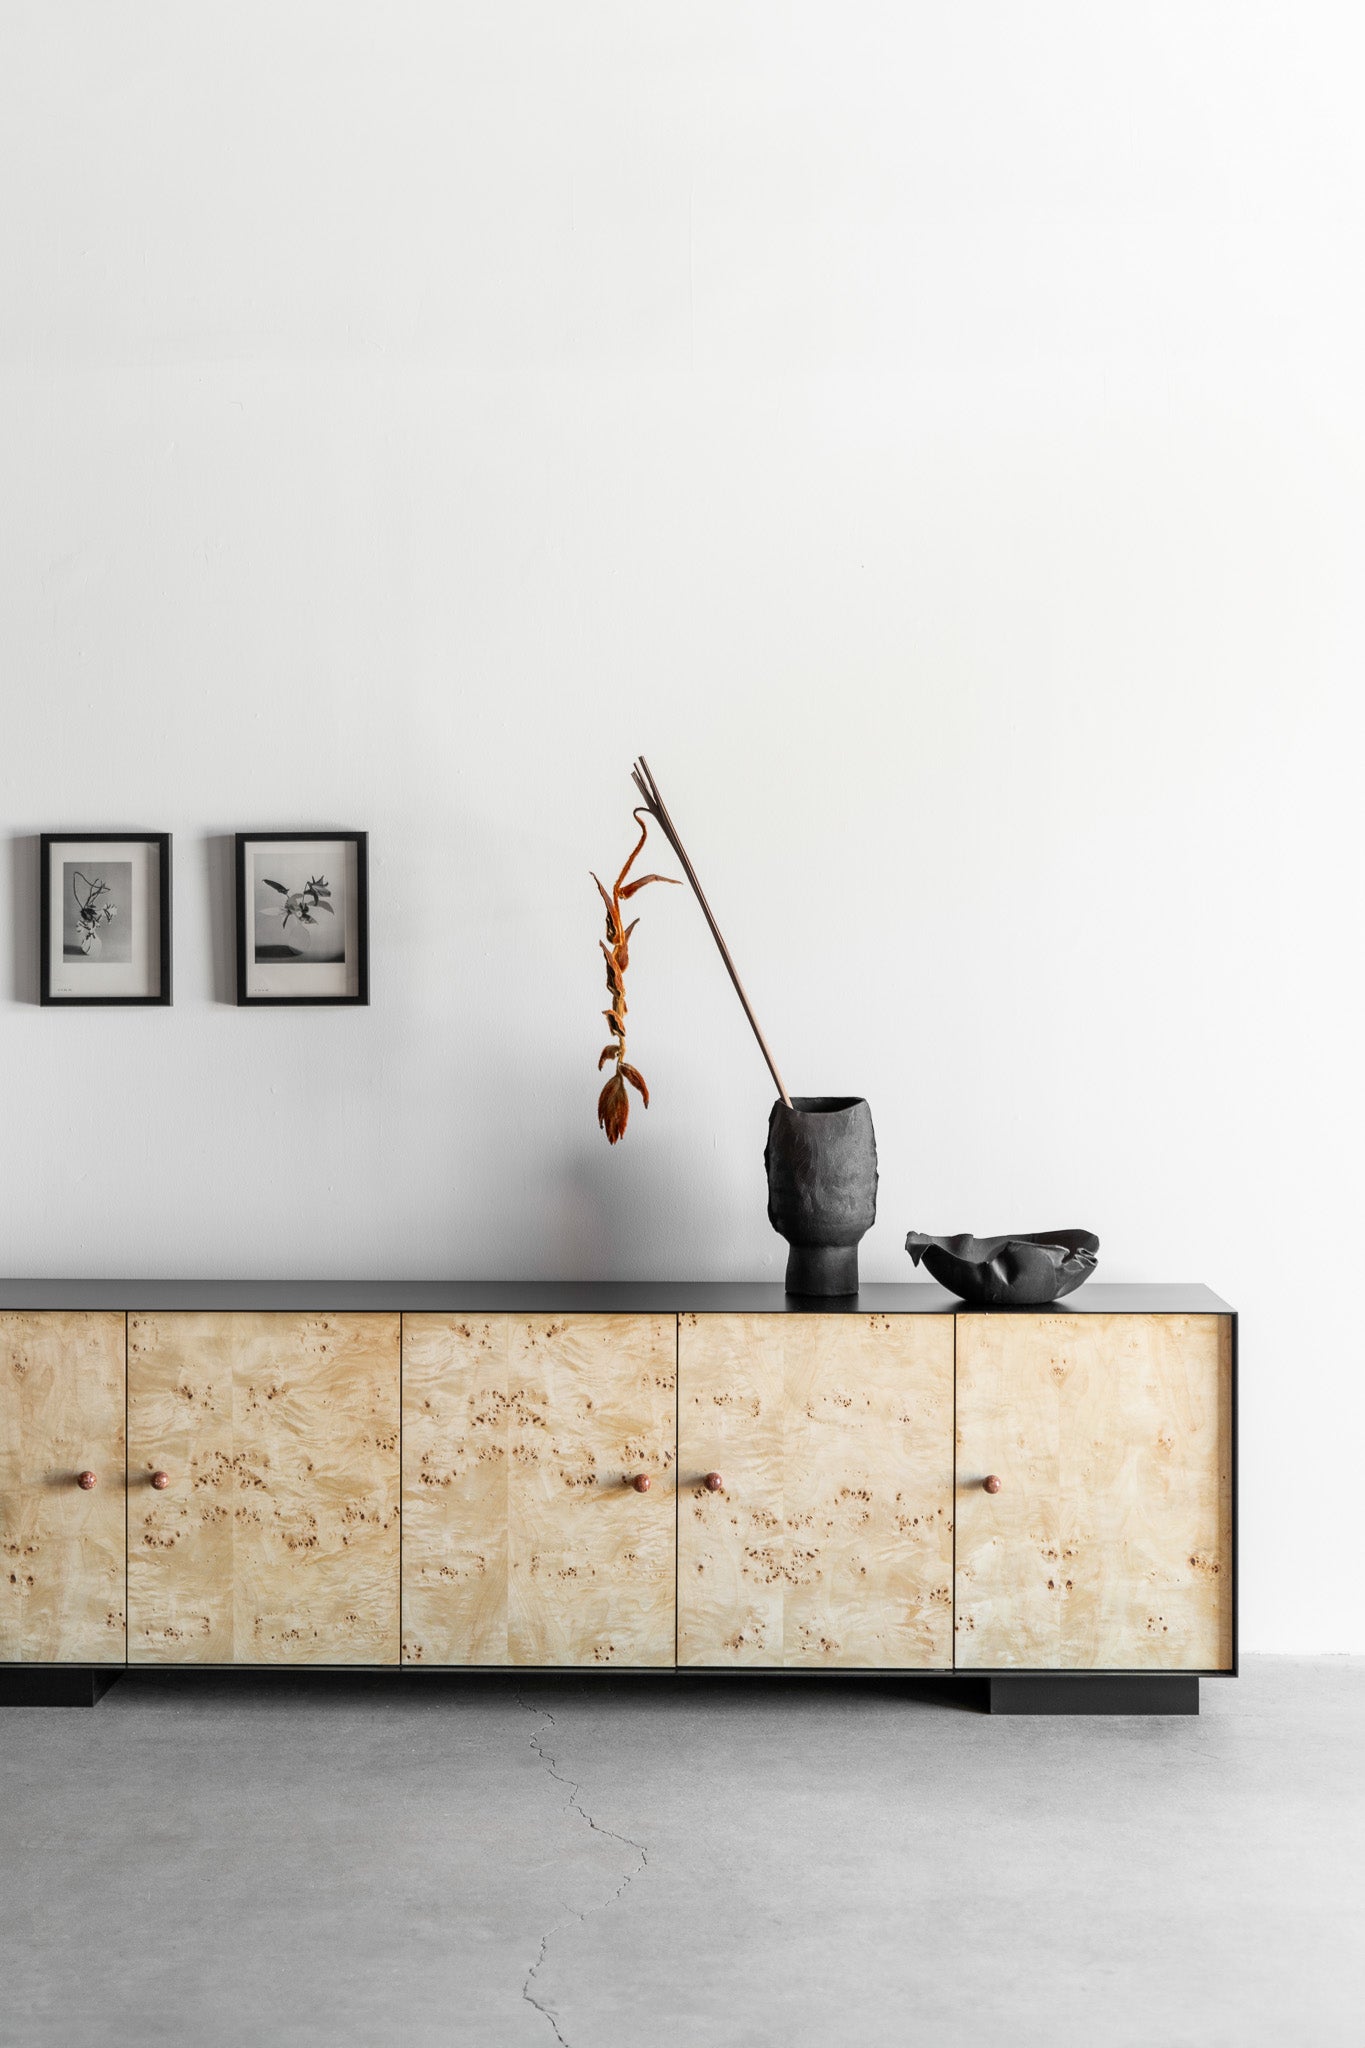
[235,831,370,1007]
[39,832,173,1006]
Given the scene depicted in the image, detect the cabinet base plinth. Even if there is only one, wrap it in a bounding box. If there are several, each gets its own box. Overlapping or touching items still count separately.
[988,1674,1200,1716]
[0,1668,123,1707]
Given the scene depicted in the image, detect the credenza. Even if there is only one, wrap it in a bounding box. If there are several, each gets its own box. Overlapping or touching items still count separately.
[0,1281,1235,1713]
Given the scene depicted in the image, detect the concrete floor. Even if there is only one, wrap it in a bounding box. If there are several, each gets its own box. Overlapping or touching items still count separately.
[1,1658,1360,2048]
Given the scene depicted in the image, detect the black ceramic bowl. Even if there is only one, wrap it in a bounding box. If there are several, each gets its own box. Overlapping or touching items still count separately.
[905,1229,1099,1307]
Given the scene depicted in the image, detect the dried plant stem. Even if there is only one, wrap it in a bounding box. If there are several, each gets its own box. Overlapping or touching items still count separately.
[591,810,677,1143]
[631,755,793,1108]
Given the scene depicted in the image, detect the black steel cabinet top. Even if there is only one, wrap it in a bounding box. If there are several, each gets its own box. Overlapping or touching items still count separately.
[0,1279,1234,1314]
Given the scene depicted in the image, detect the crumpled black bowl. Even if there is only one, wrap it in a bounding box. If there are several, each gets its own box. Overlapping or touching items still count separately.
[905,1229,1099,1307]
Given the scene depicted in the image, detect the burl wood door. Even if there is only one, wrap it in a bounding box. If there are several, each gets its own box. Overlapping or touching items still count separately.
[127,1313,401,1664]
[1,1312,127,1663]
[677,1313,955,1668]
[401,1314,676,1666]
[955,1313,1233,1670]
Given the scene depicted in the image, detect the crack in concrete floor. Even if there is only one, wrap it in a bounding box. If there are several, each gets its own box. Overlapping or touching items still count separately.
[517,1692,649,2047]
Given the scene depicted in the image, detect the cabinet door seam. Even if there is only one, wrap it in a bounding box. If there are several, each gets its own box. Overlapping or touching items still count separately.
[951,1311,957,1672]
[674,1313,680,1669]
[124,1312,129,1667]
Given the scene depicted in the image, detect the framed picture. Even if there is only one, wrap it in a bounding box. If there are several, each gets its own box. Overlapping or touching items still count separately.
[40,833,172,1006]
[235,832,369,1006]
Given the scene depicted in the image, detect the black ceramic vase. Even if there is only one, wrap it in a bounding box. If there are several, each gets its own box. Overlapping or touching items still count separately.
[765,1096,878,1296]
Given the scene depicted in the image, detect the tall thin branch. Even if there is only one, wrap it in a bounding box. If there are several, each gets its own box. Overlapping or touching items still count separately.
[631,756,792,1107]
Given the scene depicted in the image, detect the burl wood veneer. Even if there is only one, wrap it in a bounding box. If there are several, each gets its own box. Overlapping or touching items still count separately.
[401,1313,677,1666]
[127,1312,400,1664]
[676,1312,955,1668]
[954,1313,1233,1670]
[0,1312,127,1663]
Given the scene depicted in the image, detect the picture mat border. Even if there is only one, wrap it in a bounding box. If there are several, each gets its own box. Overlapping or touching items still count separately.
[234,831,370,1006]
[38,832,173,1006]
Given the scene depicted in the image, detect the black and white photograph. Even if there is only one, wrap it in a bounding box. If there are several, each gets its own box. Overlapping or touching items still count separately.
[39,833,172,1004]
[63,861,132,962]
[235,832,369,1004]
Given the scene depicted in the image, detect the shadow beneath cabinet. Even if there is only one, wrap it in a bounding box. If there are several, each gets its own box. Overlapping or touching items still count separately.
[89,1669,992,1714]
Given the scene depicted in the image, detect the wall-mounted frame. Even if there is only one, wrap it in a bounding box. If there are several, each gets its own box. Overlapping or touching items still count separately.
[39,833,173,1006]
[235,832,369,1006]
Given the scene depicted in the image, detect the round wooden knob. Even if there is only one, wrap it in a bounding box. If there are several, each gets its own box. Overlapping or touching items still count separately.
[705,1472,724,1492]
[983,1474,1002,1494]
[631,1474,651,1493]
[76,1470,98,1490]
[150,1470,171,1490]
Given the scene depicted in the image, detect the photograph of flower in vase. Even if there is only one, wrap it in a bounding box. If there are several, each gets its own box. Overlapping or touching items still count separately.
[63,863,132,962]
[255,869,344,964]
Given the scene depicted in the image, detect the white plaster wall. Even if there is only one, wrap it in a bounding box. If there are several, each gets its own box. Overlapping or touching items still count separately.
[2,4,1362,1652]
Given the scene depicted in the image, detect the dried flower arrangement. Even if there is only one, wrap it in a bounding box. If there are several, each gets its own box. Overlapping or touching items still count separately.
[592,757,791,1143]
[263,874,334,930]
[592,810,679,1143]
[71,870,118,953]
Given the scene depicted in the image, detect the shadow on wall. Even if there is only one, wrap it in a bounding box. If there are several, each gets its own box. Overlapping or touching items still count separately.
[8,835,39,1003]
[536,1130,769,1281]
[205,832,237,1004]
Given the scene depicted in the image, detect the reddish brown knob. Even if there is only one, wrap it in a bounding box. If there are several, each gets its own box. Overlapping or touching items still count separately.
[983,1474,1002,1494]
[631,1474,651,1493]
[150,1470,171,1490]
[76,1470,98,1490]
[705,1472,724,1493]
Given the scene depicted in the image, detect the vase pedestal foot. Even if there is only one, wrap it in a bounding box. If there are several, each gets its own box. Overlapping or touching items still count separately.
[784,1244,860,1297]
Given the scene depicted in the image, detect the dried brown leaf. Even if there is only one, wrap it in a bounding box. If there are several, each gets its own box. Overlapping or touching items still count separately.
[614,813,650,896]
[597,1072,629,1143]
[620,874,681,900]
[598,1045,618,1071]
[620,1063,650,1106]
[591,873,619,936]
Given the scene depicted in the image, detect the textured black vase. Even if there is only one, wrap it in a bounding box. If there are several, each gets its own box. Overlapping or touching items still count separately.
[765,1096,878,1296]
